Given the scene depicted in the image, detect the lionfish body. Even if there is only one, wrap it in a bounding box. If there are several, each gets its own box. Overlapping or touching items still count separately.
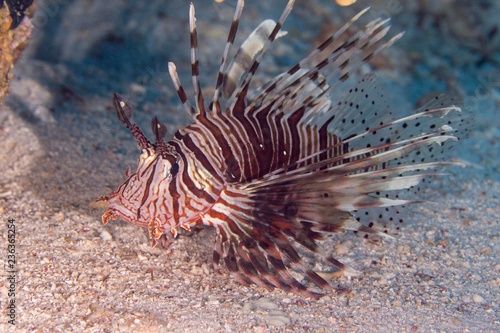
[101,0,466,297]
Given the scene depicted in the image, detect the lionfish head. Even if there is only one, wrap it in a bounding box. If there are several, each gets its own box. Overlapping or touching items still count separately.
[100,94,178,238]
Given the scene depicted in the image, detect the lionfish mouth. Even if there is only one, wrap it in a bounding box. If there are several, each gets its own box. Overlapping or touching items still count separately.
[96,195,117,224]
[101,204,139,226]
[98,192,140,226]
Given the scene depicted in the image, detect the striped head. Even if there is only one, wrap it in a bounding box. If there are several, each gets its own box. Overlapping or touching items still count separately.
[101,94,184,243]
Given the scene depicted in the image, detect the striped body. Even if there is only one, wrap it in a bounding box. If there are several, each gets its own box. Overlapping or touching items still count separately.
[100,0,469,297]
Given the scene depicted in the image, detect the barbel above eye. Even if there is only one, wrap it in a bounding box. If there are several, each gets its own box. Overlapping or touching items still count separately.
[151,116,168,143]
[170,161,179,176]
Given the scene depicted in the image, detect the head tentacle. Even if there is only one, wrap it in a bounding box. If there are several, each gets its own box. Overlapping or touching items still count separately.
[112,93,151,150]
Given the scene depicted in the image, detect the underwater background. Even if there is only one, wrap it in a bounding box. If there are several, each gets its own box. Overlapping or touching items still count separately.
[1,0,498,331]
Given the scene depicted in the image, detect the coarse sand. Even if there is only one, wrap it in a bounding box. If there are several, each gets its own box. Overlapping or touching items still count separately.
[1,0,498,332]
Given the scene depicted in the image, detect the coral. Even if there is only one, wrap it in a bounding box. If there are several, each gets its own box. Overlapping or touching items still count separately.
[0,1,34,105]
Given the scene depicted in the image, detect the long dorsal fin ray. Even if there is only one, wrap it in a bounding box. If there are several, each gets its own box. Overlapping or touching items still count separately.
[222,19,288,102]
[168,62,196,117]
[228,0,295,112]
[212,0,245,113]
[189,3,206,117]
[244,10,402,125]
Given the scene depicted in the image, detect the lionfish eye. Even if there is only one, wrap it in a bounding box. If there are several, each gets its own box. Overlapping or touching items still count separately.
[163,153,179,176]
[170,162,179,176]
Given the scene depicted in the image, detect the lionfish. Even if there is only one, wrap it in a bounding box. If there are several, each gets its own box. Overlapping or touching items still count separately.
[99,0,466,297]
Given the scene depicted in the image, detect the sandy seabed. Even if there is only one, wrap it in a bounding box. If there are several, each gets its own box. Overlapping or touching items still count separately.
[1,0,499,332]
